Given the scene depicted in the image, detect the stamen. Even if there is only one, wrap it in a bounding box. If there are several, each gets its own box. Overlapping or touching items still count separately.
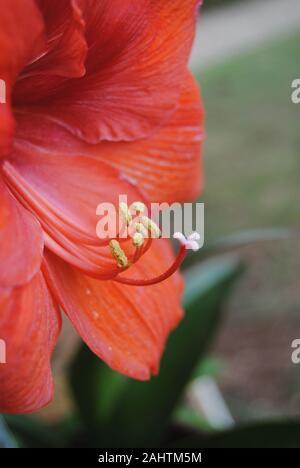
[174,232,201,251]
[188,232,201,241]
[119,202,132,225]
[132,232,144,247]
[134,222,148,238]
[113,232,201,286]
[133,235,153,264]
[109,240,128,268]
[131,201,146,214]
[140,216,161,239]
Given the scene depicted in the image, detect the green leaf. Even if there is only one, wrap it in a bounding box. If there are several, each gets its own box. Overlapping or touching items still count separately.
[70,255,244,448]
[173,420,300,448]
[192,357,224,380]
[0,416,18,448]
[4,414,80,448]
[70,347,128,427]
[174,405,213,433]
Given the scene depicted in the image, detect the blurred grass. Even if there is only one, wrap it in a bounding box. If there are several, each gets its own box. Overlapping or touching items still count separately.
[203,0,250,11]
[196,31,300,239]
[194,31,300,419]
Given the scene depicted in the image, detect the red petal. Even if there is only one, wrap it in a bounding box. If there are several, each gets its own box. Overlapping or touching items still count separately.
[0,273,61,413]
[0,177,44,289]
[2,150,146,278]
[14,73,204,203]
[0,0,44,157]
[95,74,205,202]
[13,0,87,104]
[43,240,184,380]
[0,104,15,159]
[17,0,201,143]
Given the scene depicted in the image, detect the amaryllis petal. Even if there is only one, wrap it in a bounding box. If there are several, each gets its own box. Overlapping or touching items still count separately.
[2,150,146,278]
[13,0,87,104]
[0,0,44,157]
[0,177,44,289]
[14,73,204,203]
[0,104,14,159]
[0,273,61,413]
[43,240,184,380]
[17,0,202,144]
[94,74,205,202]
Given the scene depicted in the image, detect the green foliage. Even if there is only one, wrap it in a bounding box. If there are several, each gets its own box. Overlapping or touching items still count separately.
[70,255,243,447]
[4,414,80,448]
[0,416,18,448]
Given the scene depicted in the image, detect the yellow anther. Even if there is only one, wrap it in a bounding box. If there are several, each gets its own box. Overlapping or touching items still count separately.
[131,201,146,214]
[119,202,132,225]
[134,222,148,238]
[132,232,145,247]
[109,240,128,268]
[140,216,161,239]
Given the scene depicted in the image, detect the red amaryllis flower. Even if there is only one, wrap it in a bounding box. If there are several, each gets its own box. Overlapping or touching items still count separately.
[0,0,204,413]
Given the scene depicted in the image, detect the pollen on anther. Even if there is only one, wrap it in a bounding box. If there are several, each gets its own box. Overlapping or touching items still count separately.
[131,201,146,214]
[141,216,161,239]
[134,222,148,237]
[109,240,128,268]
[132,232,144,247]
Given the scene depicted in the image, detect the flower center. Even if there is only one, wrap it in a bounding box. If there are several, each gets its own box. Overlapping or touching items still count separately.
[109,201,201,286]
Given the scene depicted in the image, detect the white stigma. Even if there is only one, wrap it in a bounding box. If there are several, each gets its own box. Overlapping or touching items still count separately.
[173,232,201,251]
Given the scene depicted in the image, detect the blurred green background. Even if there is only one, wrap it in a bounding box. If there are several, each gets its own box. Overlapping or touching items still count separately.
[195,0,300,422]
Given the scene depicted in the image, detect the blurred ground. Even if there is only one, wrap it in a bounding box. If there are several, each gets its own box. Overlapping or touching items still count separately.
[191,0,300,70]
[214,311,300,421]
[196,22,300,420]
[199,32,300,235]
